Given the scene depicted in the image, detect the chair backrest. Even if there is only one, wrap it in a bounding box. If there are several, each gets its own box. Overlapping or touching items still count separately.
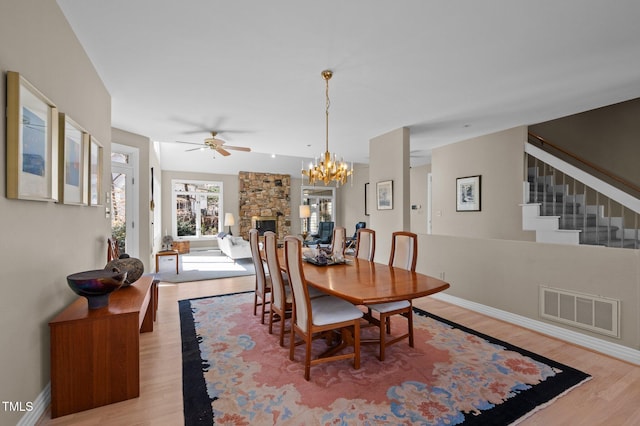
[284,235,311,332]
[318,221,334,242]
[355,228,376,261]
[352,221,366,239]
[249,229,268,294]
[389,231,417,271]
[331,226,346,259]
[107,238,120,262]
[263,231,285,308]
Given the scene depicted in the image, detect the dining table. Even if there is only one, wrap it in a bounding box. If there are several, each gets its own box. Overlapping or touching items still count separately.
[275,250,451,305]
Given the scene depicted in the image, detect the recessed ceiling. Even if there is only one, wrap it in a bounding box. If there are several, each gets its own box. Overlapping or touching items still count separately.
[56,0,640,175]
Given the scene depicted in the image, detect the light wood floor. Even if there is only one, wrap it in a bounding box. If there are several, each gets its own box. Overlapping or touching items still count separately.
[37,276,640,425]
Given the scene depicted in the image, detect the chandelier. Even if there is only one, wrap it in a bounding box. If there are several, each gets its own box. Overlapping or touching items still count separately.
[302,70,353,186]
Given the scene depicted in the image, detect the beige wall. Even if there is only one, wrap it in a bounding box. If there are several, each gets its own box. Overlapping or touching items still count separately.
[431,126,535,241]
[336,163,370,233]
[424,126,639,350]
[0,2,111,424]
[419,234,640,349]
[410,164,431,235]
[530,97,640,189]
[369,128,411,263]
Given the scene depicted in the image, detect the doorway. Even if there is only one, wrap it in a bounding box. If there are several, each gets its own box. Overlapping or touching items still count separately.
[111,144,139,257]
[301,186,336,235]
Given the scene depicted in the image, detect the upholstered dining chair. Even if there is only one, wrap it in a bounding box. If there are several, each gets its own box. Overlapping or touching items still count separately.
[284,235,363,381]
[331,226,347,260]
[354,228,376,261]
[366,231,417,360]
[264,231,292,346]
[249,228,271,324]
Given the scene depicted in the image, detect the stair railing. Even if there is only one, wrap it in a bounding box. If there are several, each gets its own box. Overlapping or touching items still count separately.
[525,135,640,249]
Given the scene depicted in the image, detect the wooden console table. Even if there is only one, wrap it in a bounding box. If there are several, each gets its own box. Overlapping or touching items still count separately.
[49,275,157,418]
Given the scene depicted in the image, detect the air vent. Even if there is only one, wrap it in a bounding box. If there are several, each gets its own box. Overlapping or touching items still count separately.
[539,286,620,338]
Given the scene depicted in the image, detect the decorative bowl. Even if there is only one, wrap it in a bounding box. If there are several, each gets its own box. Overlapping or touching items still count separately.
[105,257,144,286]
[66,269,128,309]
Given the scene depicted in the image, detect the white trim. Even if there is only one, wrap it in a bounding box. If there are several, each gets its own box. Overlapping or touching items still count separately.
[430,293,640,365]
[17,382,49,426]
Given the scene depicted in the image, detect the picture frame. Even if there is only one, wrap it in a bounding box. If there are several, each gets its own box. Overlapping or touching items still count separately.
[88,136,103,206]
[364,182,370,216]
[456,175,481,212]
[376,180,393,210]
[6,71,59,201]
[58,113,89,205]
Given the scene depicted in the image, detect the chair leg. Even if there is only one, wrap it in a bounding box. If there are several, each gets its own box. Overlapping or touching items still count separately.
[289,325,296,361]
[353,321,361,370]
[304,336,312,381]
[279,312,286,347]
[407,307,414,348]
[253,292,258,316]
[268,308,275,334]
[379,312,387,361]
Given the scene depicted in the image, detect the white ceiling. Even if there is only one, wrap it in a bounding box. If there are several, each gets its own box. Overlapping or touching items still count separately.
[56,0,640,176]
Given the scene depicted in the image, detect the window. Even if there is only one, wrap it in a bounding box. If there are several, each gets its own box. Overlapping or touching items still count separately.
[172,180,223,238]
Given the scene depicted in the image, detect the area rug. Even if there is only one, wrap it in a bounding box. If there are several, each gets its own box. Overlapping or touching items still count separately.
[179,292,591,425]
[156,252,254,283]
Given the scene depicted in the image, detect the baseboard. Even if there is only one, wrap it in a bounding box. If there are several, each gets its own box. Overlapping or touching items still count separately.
[17,382,49,426]
[430,293,640,366]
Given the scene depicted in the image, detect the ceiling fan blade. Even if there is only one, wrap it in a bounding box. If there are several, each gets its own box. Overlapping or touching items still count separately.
[175,140,204,146]
[216,147,231,156]
[185,146,206,152]
[223,145,251,152]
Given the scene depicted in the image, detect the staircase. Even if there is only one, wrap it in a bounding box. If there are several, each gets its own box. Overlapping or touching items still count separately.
[521,140,640,249]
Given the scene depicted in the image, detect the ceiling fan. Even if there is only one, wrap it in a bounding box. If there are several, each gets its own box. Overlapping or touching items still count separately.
[179,132,251,156]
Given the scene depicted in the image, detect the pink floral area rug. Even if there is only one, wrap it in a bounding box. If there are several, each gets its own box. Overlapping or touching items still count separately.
[179,292,591,425]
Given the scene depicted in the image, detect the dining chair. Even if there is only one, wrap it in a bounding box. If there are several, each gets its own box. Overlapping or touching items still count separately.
[366,231,417,360]
[249,228,271,324]
[331,226,347,260]
[264,231,292,346]
[354,228,376,261]
[284,235,363,381]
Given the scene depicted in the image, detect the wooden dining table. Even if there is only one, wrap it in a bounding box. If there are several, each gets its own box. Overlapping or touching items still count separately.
[275,251,450,305]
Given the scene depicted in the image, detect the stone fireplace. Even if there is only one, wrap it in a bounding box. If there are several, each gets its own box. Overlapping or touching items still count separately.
[238,172,291,240]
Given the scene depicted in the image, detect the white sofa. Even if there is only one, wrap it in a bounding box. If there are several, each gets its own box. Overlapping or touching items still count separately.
[218,234,252,260]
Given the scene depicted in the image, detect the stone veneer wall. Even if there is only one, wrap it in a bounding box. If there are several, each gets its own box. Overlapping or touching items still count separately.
[238,172,291,240]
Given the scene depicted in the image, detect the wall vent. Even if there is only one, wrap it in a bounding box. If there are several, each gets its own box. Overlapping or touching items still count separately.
[539,286,620,338]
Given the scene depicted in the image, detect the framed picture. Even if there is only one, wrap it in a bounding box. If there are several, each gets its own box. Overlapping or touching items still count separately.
[376,180,393,210]
[364,182,370,216]
[456,175,481,212]
[88,136,103,206]
[6,71,59,201]
[58,114,89,205]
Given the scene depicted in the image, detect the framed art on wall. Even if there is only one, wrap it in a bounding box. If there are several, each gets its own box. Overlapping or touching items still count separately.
[58,114,89,205]
[456,175,481,211]
[364,182,370,216]
[6,71,59,201]
[88,136,103,206]
[376,180,393,210]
